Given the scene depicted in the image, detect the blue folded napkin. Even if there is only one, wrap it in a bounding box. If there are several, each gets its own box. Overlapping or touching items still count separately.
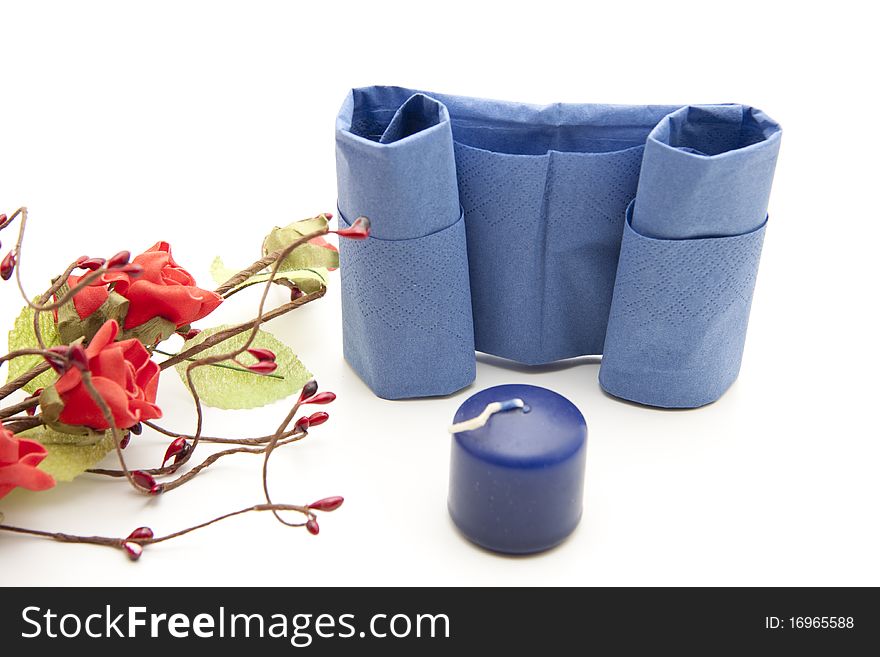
[336,86,781,407]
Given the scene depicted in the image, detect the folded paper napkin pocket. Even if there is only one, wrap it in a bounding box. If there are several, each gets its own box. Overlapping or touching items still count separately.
[338,210,475,399]
[336,87,781,407]
[599,203,767,408]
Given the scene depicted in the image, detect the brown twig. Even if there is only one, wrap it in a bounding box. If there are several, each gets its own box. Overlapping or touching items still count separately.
[87,430,306,479]
[0,347,55,367]
[0,398,39,421]
[158,289,325,371]
[163,224,329,474]
[152,347,285,380]
[12,211,110,314]
[213,221,329,296]
[80,371,148,495]
[31,258,84,350]
[143,419,305,445]
[1,416,42,434]
[0,503,312,552]
[0,362,50,401]
[262,399,309,527]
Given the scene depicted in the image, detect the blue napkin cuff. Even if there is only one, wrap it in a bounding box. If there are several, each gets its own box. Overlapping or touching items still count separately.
[338,209,476,399]
[598,202,767,408]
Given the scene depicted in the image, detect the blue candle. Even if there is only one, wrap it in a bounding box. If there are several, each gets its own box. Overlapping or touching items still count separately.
[448,384,587,554]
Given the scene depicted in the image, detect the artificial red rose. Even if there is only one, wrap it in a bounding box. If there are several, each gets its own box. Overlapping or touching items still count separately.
[51,320,162,431]
[0,420,55,499]
[69,241,222,330]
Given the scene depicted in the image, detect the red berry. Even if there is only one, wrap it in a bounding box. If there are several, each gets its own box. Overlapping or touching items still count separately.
[294,416,310,432]
[123,541,143,561]
[107,250,131,268]
[248,361,278,375]
[119,432,131,449]
[131,470,162,495]
[323,212,334,220]
[308,496,344,512]
[335,216,371,240]
[305,517,320,535]
[247,347,276,362]
[162,437,189,467]
[119,263,144,278]
[303,391,336,405]
[78,257,106,271]
[126,527,154,541]
[25,388,42,416]
[1,251,15,280]
[67,343,89,371]
[173,442,192,465]
[307,411,329,427]
[298,380,318,402]
[43,346,70,373]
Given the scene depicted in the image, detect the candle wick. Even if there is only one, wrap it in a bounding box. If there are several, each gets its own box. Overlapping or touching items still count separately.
[448,398,529,434]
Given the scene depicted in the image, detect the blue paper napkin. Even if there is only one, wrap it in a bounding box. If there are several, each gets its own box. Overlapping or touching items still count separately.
[336,87,781,407]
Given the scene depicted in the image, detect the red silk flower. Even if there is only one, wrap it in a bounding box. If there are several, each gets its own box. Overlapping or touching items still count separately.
[0,421,55,499]
[53,320,162,430]
[69,241,222,329]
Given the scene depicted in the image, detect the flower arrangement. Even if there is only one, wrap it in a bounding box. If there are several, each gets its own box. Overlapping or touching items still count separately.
[0,206,369,560]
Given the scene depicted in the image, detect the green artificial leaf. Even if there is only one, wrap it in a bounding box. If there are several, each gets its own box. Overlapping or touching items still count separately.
[262,215,339,271]
[56,280,130,345]
[210,256,328,296]
[24,426,115,482]
[174,325,311,409]
[121,315,177,346]
[210,215,335,297]
[6,302,61,393]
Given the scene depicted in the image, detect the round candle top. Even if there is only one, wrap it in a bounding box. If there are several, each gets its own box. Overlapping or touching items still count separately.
[451,384,585,468]
[448,384,588,554]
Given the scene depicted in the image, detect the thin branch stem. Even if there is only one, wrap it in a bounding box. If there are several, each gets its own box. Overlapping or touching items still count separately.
[263,400,310,527]
[80,371,146,494]
[145,503,311,545]
[213,221,328,296]
[0,207,25,232]
[1,416,42,434]
[0,362,50,401]
[0,524,120,547]
[152,348,284,380]
[158,289,325,371]
[31,259,84,350]
[143,419,305,445]
[0,397,39,420]
[86,430,306,479]
[165,226,327,473]
[0,348,54,367]
[0,503,312,552]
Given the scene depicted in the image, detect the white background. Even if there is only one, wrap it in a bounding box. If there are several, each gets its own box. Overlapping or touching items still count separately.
[1,0,877,586]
